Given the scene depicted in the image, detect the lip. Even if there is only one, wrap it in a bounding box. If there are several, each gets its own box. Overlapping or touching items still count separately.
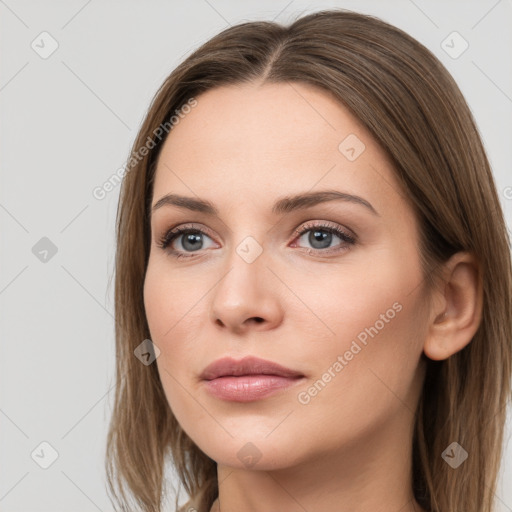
[200,356,305,402]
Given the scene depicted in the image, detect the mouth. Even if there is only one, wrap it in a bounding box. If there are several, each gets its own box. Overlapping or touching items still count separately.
[200,356,305,402]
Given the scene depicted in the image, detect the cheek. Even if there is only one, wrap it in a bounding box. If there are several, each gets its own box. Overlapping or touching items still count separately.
[290,249,427,427]
[292,299,425,452]
[143,255,213,380]
[289,242,423,346]
[143,260,205,429]
[143,256,204,341]
[143,258,195,393]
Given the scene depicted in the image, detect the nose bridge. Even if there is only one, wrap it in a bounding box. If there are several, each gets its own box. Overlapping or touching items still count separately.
[209,231,283,331]
[217,202,268,275]
[215,233,268,306]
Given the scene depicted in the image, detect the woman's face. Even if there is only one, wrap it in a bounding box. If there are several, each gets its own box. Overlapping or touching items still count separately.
[144,82,430,470]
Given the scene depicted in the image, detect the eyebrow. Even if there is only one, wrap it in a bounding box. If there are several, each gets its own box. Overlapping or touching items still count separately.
[150,190,379,217]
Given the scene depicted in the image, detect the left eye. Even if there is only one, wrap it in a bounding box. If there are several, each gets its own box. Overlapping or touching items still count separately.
[158,227,216,254]
[291,223,356,253]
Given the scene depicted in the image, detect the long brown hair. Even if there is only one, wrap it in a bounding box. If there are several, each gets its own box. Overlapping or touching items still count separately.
[105,9,512,512]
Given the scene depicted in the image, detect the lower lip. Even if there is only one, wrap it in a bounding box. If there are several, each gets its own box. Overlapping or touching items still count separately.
[203,375,303,402]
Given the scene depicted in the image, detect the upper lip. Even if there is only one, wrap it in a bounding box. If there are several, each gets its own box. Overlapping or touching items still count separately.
[200,356,304,380]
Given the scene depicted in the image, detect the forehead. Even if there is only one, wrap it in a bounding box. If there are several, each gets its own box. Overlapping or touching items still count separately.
[151,82,402,215]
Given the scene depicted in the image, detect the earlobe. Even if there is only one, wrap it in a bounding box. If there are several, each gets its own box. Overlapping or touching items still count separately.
[423,252,483,361]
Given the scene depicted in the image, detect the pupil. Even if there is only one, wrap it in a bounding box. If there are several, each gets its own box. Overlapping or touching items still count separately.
[183,233,202,251]
[310,230,331,249]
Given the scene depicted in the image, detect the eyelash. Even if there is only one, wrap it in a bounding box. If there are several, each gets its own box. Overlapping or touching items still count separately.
[156,221,356,259]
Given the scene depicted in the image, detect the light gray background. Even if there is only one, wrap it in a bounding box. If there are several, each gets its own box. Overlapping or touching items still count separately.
[1,0,511,510]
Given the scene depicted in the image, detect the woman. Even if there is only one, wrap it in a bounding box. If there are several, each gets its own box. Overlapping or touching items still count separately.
[105,9,512,512]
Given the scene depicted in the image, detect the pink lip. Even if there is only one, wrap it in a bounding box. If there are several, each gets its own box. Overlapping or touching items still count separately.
[200,356,305,402]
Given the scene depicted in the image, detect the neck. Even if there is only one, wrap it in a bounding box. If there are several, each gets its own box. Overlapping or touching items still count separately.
[210,406,426,512]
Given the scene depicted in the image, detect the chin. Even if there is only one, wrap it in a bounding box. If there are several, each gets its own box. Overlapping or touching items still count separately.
[184,425,306,471]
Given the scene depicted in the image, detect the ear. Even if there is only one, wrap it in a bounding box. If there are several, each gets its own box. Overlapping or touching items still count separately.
[423,251,483,361]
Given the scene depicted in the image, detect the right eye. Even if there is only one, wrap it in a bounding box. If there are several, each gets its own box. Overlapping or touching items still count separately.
[157,224,217,259]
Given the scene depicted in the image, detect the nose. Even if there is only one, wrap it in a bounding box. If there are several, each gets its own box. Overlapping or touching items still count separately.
[209,245,284,335]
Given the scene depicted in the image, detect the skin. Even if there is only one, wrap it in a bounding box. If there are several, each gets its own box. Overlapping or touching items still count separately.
[143,82,482,512]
